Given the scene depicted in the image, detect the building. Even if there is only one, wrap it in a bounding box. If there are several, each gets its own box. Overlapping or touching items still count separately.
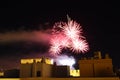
[20,58,52,77]
[70,69,80,77]
[0,71,4,77]
[20,57,70,78]
[20,51,116,78]
[0,51,119,80]
[4,69,19,78]
[79,51,115,77]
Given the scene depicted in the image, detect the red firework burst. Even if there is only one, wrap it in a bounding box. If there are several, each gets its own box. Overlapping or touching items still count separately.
[49,19,89,55]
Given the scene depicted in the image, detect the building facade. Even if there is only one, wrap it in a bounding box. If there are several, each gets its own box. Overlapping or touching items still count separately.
[79,51,114,77]
[20,51,115,78]
[20,58,70,78]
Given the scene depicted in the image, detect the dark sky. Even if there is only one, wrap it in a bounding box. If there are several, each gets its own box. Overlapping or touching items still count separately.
[0,1,120,69]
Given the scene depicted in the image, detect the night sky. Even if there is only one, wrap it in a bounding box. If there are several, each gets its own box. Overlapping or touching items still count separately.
[0,1,120,70]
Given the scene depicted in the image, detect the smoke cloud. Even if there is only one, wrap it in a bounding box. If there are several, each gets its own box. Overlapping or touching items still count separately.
[0,30,52,44]
[53,55,76,69]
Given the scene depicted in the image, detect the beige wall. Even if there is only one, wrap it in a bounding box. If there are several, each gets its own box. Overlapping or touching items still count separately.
[20,62,53,78]
[42,64,52,77]
[80,64,94,77]
[79,59,114,77]
[94,63,114,76]
[20,64,32,78]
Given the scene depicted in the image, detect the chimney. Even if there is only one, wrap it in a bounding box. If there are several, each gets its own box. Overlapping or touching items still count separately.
[41,57,46,63]
[53,61,57,66]
[105,53,110,59]
[94,51,102,59]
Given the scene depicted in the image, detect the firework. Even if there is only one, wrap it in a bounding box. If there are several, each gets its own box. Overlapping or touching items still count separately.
[63,21,82,39]
[71,39,89,53]
[49,18,89,55]
[49,34,64,55]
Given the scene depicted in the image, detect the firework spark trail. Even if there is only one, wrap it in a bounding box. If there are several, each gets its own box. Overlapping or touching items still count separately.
[49,20,89,55]
[71,39,89,53]
[49,35,63,55]
[63,21,82,39]
[49,33,69,55]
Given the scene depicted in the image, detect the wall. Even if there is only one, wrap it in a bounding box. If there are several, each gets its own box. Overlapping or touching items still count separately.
[80,63,94,77]
[52,66,70,77]
[42,63,52,77]
[20,64,32,77]
[0,77,119,80]
[79,59,114,77]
